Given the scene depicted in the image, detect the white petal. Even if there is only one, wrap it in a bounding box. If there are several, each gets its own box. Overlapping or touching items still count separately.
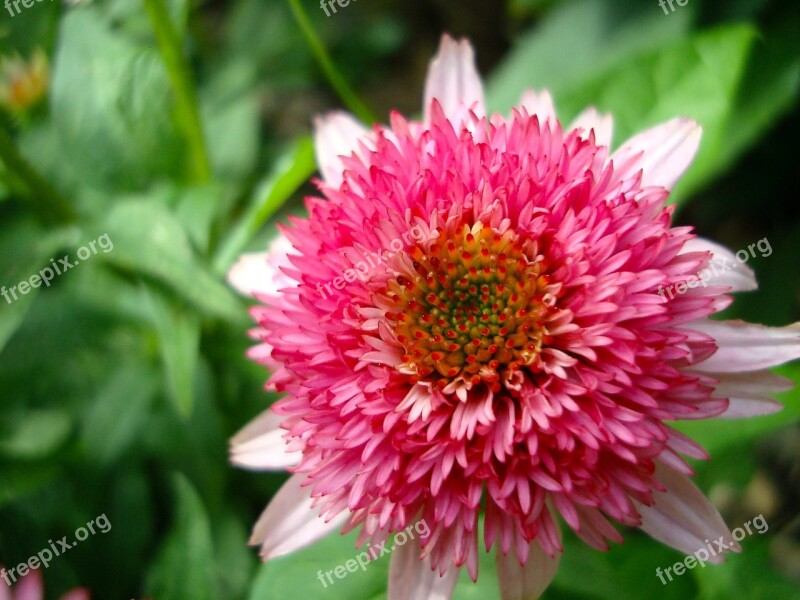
[569,106,613,147]
[610,118,701,189]
[690,319,800,372]
[712,370,792,418]
[635,462,739,563]
[313,111,370,186]
[518,90,556,125]
[679,237,757,292]
[388,539,459,600]
[423,34,485,128]
[496,538,561,600]
[227,234,297,298]
[230,408,301,470]
[249,474,348,560]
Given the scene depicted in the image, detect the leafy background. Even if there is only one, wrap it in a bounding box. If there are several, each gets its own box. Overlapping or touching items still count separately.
[0,0,798,598]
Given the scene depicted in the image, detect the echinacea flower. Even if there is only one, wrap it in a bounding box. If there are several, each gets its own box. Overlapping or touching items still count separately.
[229,34,800,599]
[0,567,89,600]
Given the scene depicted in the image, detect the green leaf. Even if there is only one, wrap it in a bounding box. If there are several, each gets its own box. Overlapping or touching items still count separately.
[145,474,216,600]
[81,361,158,466]
[487,0,695,118]
[50,7,183,190]
[95,199,244,322]
[0,409,72,459]
[141,284,201,417]
[0,218,79,353]
[248,527,390,600]
[213,137,315,273]
[201,62,261,182]
[693,536,798,600]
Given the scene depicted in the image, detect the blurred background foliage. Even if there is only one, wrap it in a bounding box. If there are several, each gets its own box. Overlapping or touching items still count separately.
[0,0,798,598]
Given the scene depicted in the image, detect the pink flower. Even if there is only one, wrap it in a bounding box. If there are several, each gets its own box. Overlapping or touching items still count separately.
[0,567,90,600]
[230,35,800,599]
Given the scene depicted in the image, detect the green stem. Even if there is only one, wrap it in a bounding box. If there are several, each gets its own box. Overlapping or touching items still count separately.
[0,126,75,223]
[142,0,212,184]
[286,0,376,124]
[213,137,315,274]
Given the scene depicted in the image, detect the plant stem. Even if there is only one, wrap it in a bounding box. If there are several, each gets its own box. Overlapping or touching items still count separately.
[286,0,376,124]
[213,137,315,273]
[142,0,212,184]
[0,125,75,223]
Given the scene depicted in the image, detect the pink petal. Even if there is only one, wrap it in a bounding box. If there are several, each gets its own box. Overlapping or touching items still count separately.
[712,370,793,418]
[249,474,347,560]
[679,237,757,292]
[423,34,485,128]
[58,589,91,600]
[635,462,739,563]
[690,319,800,372]
[496,537,561,600]
[12,569,44,600]
[610,118,701,189]
[569,106,613,148]
[313,111,370,186]
[230,408,301,470]
[518,90,556,125]
[388,539,459,600]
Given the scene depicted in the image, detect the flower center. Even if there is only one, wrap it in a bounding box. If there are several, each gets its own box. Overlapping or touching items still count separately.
[381,223,554,392]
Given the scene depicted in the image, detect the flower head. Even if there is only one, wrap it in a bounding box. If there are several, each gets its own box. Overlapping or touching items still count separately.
[230,34,800,599]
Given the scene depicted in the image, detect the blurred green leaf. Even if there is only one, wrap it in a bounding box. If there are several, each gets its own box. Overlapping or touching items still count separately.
[51,7,183,190]
[145,474,216,600]
[95,199,244,322]
[214,137,315,273]
[693,536,798,599]
[487,0,695,118]
[248,527,390,600]
[141,285,200,417]
[0,218,78,352]
[0,409,72,459]
[81,361,158,466]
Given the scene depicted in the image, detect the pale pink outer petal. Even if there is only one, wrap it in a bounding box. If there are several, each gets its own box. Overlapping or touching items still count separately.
[313,111,371,186]
[249,473,348,560]
[227,234,296,298]
[388,539,459,600]
[679,237,757,292]
[712,370,793,418]
[58,589,91,600]
[230,408,301,470]
[496,538,561,600]
[689,319,800,373]
[11,569,43,600]
[518,90,556,125]
[635,462,739,563]
[568,106,613,148]
[610,118,702,189]
[423,34,485,128]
